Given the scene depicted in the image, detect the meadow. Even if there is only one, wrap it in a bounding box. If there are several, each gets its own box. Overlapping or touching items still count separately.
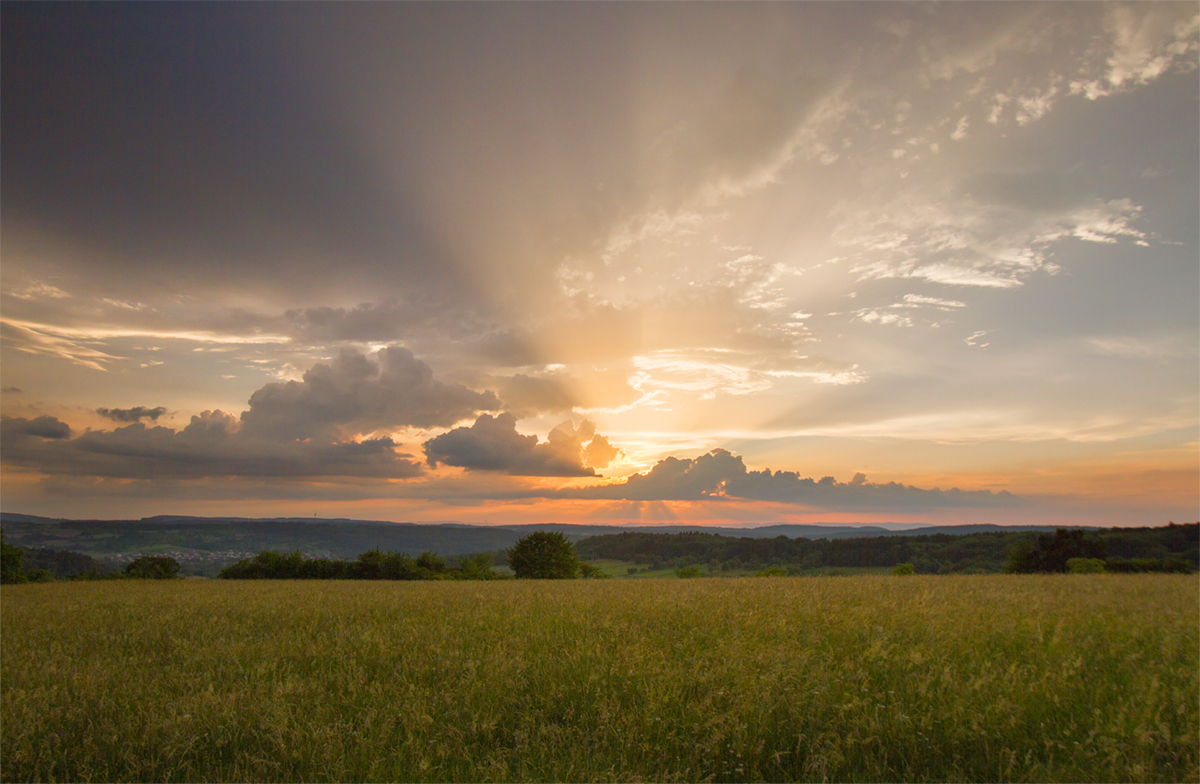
[2,576,1196,783]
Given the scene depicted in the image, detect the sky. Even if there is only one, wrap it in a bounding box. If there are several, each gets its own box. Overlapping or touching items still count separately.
[2,2,1197,528]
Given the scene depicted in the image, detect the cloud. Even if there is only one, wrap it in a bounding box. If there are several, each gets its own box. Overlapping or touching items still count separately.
[1,387,22,394]
[898,294,966,310]
[965,330,992,348]
[583,434,621,469]
[1,410,422,480]
[0,346,504,481]
[96,406,167,423]
[423,413,617,477]
[1086,335,1194,361]
[1,415,73,440]
[239,346,501,441]
[842,196,1152,289]
[1,319,124,371]
[282,299,493,345]
[496,374,578,416]
[1070,6,1199,100]
[559,448,1023,510]
[951,115,969,140]
[853,310,913,328]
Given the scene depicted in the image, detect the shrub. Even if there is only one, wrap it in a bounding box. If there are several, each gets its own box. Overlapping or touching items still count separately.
[892,563,916,575]
[675,565,703,579]
[124,556,181,579]
[1067,557,1106,574]
[579,562,610,579]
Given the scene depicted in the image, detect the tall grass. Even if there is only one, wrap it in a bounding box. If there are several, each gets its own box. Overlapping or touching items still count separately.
[2,575,1196,782]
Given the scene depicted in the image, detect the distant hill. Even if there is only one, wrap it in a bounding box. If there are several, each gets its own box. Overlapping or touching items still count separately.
[2,513,1180,573]
[0,513,61,524]
[3,513,1106,558]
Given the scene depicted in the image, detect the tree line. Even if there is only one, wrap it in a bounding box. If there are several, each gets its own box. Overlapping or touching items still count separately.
[574,524,1197,575]
[218,548,499,580]
[2,535,181,583]
[219,532,607,581]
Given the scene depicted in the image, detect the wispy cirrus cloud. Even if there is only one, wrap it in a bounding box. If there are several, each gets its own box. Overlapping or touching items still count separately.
[841,197,1152,290]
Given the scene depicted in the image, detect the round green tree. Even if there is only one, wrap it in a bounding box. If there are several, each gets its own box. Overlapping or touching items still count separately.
[124,555,181,579]
[506,531,580,579]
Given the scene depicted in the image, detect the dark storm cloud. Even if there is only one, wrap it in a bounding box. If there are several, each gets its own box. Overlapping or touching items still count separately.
[239,347,501,441]
[96,406,168,423]
[559,449,1024,510]
[423,414,612,477]
[0,411,421,480]
[1,416,72,440]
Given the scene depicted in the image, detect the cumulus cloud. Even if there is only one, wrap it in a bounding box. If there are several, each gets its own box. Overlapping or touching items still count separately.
[96,406,167,423]
[1,415,73,440]
[0,346,506,481]
[240,346,501,441]
[583,434,621,469]
[423,414,618,477]
[559,448,1023,510]
[1,410,422,480]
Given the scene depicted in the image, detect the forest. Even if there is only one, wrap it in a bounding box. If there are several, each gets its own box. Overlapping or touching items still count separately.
[574,523,1198,574]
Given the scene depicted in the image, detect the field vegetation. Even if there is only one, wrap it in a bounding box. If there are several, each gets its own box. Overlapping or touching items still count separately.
[2,575,1196,782]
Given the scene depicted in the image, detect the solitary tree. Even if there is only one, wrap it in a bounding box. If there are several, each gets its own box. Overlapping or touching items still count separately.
[506,531,580,579]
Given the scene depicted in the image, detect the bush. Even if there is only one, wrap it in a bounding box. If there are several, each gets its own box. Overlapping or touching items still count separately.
[892,563,916,575]
[1067,557,1106,574]
[579,562,610,579]
[457,552,500,580]
[754,566,789,578]
[506,532,581,579]
[125,556,181,579]
[1105,557,1193,574]
[675,565,703,579]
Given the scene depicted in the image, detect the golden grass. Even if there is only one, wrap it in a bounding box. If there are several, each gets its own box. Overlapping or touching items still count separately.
[2,575,1196,782]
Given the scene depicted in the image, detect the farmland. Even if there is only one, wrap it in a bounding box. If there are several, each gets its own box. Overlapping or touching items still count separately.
[2,576,1196,782]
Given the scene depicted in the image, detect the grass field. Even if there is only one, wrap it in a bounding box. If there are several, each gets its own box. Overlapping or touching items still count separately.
[2,576,1196,782]
[588,559,894,579]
